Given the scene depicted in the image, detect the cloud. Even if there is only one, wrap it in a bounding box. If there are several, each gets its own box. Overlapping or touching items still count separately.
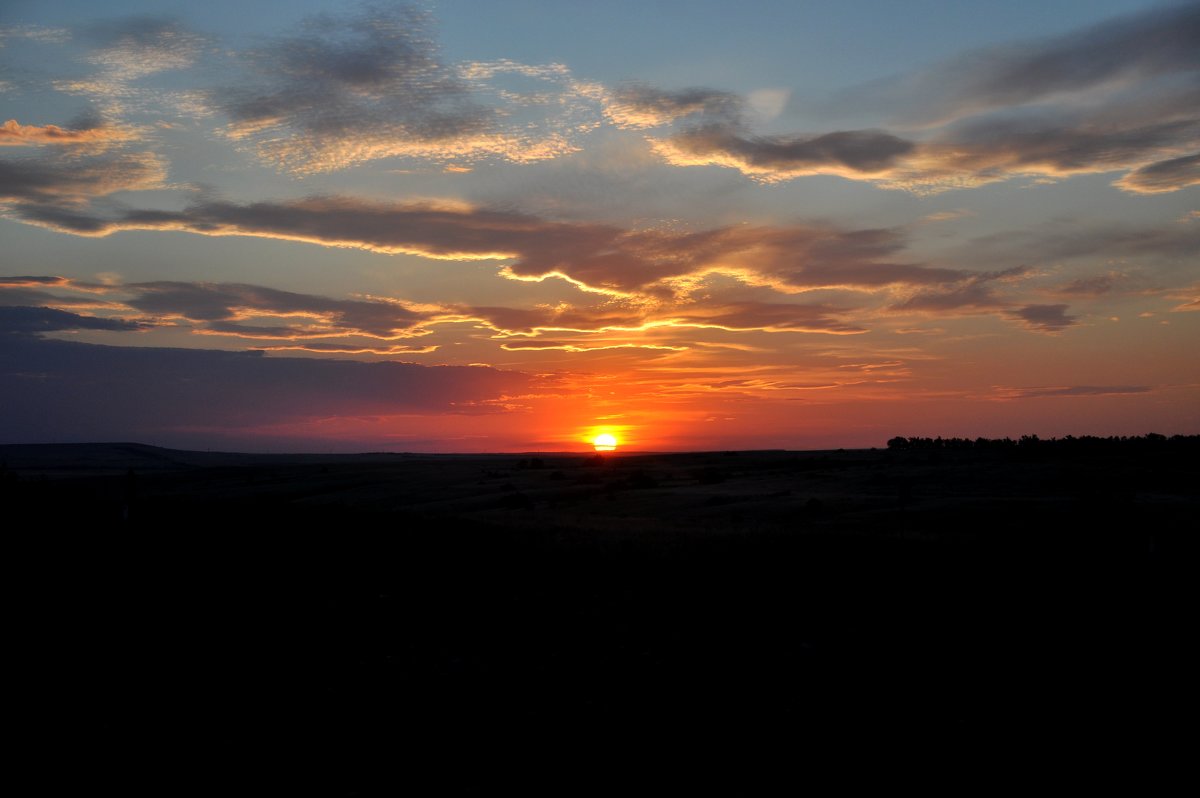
[1115,152,1200,193]
[80,16,204,80]
[209,3,484,172]
[7,276,869,348]
[0,334,533,446]
[995,384,1152,400]
[206,4,597,173]
[15,271,878,348]
[0,25,70,45]
[6,195,966,296]
[664,301,866,335]
[959,220,1200,288]
[1004,222,1200,263]
[641,5,1200,192]
[652,124,914,182]
[658,101,1200,191]
[0,306,149,333]
[838,3,1200,126]
[0,119,139,151]
[891,282,1004,313]
[890,266,1026,312]
[0,150,167,204]
[52,17,206,118]
[890,269,1081,332]
[0,277,122,313]
[1168,284,1200,311]
[499,340,686,353]
[473,299,865,338]
[1,275,71,287]
[1055,271,1141,297]
[1005,303,1077,332]
[1,277,453,343]
[250,343,438,355]
[603,85,742,128]
[122,281,435,339]
[886,108,1200,193]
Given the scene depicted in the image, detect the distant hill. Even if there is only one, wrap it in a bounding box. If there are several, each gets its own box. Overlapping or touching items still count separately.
[0,441,430,475]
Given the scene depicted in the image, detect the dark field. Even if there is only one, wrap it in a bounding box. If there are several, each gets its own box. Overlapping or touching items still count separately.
[6,440,1196,788]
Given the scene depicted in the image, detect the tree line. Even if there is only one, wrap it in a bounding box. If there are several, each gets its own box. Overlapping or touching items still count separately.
[885,433,1199,451]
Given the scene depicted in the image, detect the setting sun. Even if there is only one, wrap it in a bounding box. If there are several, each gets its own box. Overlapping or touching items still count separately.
[593,433,618,452]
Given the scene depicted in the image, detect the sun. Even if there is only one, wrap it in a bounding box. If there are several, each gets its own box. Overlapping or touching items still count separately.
[592,433,618,452]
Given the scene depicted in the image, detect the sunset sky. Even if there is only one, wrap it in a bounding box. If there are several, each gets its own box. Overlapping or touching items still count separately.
[2,0,1197,452]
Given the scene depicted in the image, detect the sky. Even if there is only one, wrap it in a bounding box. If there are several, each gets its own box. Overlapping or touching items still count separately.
[1,0,1197,452]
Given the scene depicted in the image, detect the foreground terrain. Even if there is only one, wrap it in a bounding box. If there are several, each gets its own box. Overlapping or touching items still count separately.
[6,440,1196,788]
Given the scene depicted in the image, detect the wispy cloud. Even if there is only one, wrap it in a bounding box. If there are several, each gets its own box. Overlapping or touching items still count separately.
[53,16,206,117]
[5,196,968,297]
[0,24,70,45]
[994,384,1152,400]
[837,4,1200,126]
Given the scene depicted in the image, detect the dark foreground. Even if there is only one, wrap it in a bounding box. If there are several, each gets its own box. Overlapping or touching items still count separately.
[6,441,1197,789]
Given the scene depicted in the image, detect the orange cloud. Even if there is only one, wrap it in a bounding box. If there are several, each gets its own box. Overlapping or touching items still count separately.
[0,119,139,149]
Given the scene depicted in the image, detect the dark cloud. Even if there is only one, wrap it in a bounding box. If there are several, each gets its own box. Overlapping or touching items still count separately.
[657,124,914,180]
[1006,303,1077,332]
[209,3,491,172]
[0,150,166,203]
[1116,152,1200,193]
[0,334,532,445]
[0,306,149,333]
[2,278,444,342]
[249,342,437,355]
[8,196,964,296]
[838,3,1200,125]
[123,281,433,338]
[0,285,112,308]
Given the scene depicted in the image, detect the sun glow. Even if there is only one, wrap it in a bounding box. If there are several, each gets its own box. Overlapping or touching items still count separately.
[592,433,618,451]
